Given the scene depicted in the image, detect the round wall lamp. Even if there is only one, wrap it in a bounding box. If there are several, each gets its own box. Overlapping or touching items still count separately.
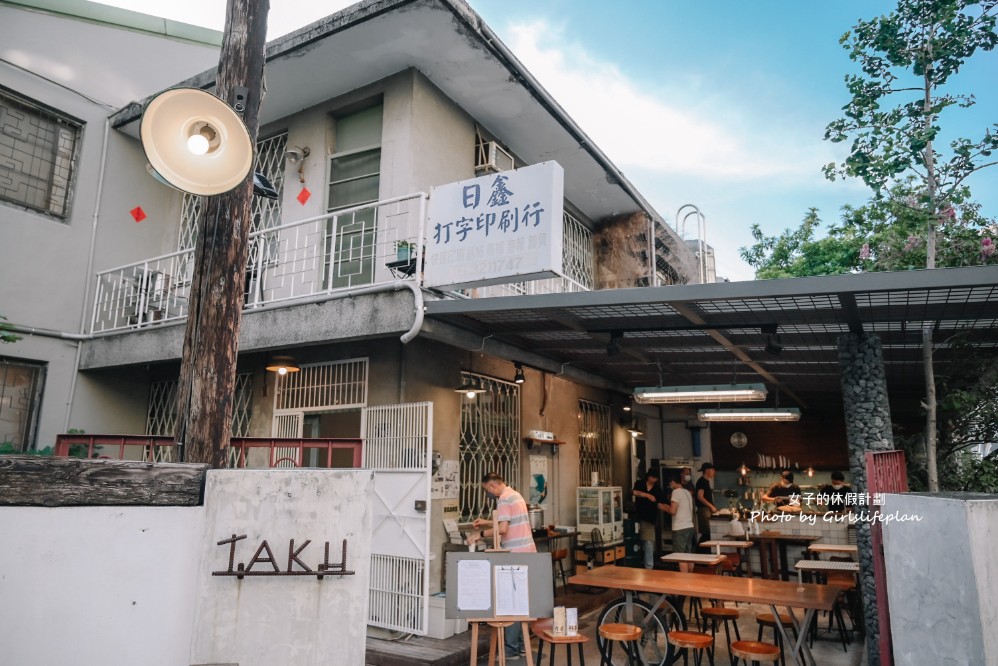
[730,432,748,449]
[141,88,254,196]
[265,355,300,376]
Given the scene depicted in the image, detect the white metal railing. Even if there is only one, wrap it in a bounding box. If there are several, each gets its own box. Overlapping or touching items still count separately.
[91,193,427,333]
[470,210,593,298]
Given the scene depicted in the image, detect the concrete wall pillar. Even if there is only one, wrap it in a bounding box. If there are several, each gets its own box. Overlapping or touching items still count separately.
[838,332,895,666]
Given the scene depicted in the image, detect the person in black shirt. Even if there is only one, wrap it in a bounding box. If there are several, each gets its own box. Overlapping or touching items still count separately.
[817,471,852,512]
[632,469,668,569]
[762,470,803,508]
[695,462,718,548]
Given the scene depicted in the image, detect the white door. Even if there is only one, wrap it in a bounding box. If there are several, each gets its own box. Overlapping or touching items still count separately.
[362,402,432,635]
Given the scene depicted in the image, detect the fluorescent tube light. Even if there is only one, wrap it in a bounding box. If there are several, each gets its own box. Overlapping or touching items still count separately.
[697,408,801,422]
[633,383,768,404]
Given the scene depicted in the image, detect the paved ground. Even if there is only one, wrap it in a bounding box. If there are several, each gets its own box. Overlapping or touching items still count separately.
[530,599,867,666]
[368,585,869,666]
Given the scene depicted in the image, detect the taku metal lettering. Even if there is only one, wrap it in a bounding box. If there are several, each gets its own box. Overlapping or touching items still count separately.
[212,534,355,580]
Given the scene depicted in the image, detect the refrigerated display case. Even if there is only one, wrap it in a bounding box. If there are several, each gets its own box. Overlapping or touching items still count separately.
[577,486,623,544]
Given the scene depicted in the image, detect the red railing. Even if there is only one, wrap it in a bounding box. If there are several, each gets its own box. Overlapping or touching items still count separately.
[54,434,363,468]
[866,449,909,666]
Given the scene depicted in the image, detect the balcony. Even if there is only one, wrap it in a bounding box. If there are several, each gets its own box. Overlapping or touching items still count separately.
[90,194,594,335]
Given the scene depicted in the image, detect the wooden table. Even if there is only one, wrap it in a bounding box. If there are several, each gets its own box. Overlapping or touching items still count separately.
[807,543,858,558]
[749,533,821,580]
[795,559,860,584]
[700,540,754,577]
[661,552,727,573]
[569,567,837,666]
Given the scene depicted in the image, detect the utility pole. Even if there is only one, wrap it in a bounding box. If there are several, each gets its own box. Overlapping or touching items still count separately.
[175,0,270,467]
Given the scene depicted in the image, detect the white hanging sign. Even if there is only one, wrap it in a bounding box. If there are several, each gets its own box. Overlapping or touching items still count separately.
[423,161,565,290]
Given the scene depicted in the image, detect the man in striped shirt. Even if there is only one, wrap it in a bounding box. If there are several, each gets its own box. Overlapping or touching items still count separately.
[469,472,536,658]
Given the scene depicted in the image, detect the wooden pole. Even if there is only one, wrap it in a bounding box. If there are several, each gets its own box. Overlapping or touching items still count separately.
[174,0,270,467]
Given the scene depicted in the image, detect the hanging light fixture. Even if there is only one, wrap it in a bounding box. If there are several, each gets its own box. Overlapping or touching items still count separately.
[738,463,751,477]
[627,419,644,437]
[634,383,767,404]
[697,407,801,422]
[265,355,300,376]
[513,362,525,384]
[455,378,486,399]
[805,466,816,478]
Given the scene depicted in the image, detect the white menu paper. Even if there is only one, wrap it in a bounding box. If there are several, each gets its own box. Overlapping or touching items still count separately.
[457,559,491,611]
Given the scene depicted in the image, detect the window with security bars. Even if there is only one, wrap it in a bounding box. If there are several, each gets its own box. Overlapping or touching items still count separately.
[0,88,81,219]
[274,358,368,411]
[177,132,288,251]
[146,373,253,437]
[459,372,520,522]
[578,399,611,485]
[0,357,46,451]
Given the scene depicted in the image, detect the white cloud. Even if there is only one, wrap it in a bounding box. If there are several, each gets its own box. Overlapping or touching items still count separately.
[504,21,839,184]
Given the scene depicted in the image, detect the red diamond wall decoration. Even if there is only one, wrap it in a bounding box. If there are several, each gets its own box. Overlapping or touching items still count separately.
[130,206,147,223]
[297,187,311,205]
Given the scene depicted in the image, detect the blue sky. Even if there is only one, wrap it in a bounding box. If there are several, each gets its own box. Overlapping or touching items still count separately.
[99,0,997,281]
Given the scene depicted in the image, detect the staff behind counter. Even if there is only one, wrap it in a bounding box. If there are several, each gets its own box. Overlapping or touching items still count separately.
[761,469,853,512]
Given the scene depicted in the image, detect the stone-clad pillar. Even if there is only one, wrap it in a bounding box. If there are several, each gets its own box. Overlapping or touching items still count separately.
[838,332,895,666]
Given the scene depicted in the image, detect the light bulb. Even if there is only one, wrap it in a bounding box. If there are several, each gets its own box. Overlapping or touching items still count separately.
[187,133,210,155]
[278,367,287,376]
[465,390,477,399]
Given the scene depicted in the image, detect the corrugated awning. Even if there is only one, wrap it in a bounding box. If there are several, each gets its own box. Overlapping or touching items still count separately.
[424,266,998,420]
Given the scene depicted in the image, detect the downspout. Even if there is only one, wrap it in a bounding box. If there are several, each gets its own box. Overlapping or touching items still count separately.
[65,118,110,430]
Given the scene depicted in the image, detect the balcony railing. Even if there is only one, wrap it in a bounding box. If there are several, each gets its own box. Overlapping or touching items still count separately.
[90,194,596,334]
[91,193,428,333]
[54,433,363,469]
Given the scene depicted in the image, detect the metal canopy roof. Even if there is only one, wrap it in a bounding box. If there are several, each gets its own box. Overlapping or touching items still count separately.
[424,266,998,420]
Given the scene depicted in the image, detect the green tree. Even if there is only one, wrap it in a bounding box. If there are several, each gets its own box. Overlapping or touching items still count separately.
[0,315,20,344]
[823,0,998,491]
[740,181,997,276]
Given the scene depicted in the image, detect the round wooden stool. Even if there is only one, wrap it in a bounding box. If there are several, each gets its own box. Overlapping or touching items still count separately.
[531,619,588,665]
[598,623,642,666]
[667,630,715,666]
[755,614,796,666]
[730,640,781,665]
[700,606,741,665]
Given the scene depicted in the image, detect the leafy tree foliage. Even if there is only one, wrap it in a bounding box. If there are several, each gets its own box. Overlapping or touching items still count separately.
[0,315,19,344]
[739,181,996,277]
[824,0,998,251]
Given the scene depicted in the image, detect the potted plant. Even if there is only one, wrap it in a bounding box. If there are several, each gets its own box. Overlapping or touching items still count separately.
[394,240,413,262]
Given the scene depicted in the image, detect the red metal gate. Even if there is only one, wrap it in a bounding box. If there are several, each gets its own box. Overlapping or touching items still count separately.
[865,450,909,666]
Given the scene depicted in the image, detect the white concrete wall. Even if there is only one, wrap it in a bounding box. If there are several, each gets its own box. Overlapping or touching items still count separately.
[190,469,373,666]
[883,493,998,666]
[0,3,219,449]
[0,505,205,666]
[0,469,374,666]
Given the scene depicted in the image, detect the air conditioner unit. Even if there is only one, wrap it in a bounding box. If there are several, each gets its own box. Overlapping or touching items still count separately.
[475,141,514,174]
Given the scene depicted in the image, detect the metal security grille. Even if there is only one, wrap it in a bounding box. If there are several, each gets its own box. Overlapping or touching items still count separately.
[0,89,80,218]
[578,399,611,485]
[459,373,521,522]
[369,554,425,634]
[177,132,287,251]
[146,373,252,439]
[562,211,594,289]
[363,402,432,635]
[471,210,593,297]
[274,358,368,411]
